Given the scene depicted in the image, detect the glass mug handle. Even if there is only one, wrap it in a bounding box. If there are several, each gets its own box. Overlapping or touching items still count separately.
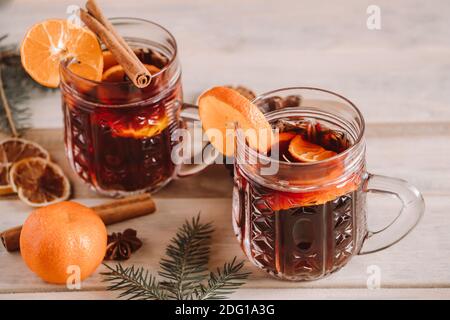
[359,174,425,254]
[176,103,218,177]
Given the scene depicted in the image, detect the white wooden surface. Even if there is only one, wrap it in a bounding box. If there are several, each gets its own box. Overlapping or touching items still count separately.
[2,0,450,126]
[0,0,449,300]
[0,197,449,299]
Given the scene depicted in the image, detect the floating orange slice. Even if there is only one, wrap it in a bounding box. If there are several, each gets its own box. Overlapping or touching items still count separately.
[102,64,160,82]
[9,157,70,207]
[277,132,296,143]
[288,135,337,163]
[102,50,117,71]
[198,86,274,156]
[20,19,103,88]
[264,178,360,210]
[101,65,125,82]
[114,116,169,138]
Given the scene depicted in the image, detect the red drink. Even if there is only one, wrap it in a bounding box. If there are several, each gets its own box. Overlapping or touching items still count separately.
[233,118,366,280]
[231,88,371,281]
[60,19,182,196]
[231,87,423,281]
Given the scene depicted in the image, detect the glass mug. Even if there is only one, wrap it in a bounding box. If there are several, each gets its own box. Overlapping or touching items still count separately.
[232,87,425,281]
[60,18,207,196]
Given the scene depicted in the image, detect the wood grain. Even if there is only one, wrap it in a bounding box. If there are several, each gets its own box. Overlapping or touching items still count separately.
[0,124,446,200]
[1,0,450,127]
[1,288,449,300]
[0,0,449,300]
[0,196,448,294]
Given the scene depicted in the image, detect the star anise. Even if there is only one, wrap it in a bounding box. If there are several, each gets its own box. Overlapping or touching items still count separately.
[258,94,303,113]
[225,85,257,100]
[105,229,143,261]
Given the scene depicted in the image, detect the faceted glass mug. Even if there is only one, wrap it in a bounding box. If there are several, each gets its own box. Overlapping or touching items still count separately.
[60,18,206,197]
[232,87,425,281]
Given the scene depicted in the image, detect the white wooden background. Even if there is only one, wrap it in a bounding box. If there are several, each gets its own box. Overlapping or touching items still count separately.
[0,0,449,300]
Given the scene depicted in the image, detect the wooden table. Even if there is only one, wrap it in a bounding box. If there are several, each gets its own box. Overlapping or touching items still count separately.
[1,0,449,300]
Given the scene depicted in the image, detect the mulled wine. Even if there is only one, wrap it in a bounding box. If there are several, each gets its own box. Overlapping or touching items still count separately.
[230,87,424,281]
[233,118,366,280]
[60,18,183,196]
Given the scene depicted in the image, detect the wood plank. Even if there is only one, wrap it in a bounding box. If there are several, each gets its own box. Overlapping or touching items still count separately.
[0,196,448,293]
[1,288,449,300]
[1,0,450,126]
[0,129,233,199]
[0,125,447,200]
[1,0,448,300]
[16,49,450,127]
[3,0,449,51]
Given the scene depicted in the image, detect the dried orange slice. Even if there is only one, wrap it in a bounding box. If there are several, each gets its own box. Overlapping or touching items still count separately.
[198,86,274,156]
[102,64,160,82]
[0,138,49,163]
[0,138,50,196]
[288,135,337,163]
[20,19,103,88]
[0,166,13,196]
[9,157,70,207]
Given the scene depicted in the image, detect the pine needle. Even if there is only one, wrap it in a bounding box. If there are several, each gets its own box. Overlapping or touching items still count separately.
[159,214,214,300]
[102,213,250,300]
[101,263,167,300]
[0,65,18,137]
[0,36,56,135]
[193,257,251,300]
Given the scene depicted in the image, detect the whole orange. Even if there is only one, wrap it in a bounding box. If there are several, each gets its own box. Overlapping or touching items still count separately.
[20,201,107,284]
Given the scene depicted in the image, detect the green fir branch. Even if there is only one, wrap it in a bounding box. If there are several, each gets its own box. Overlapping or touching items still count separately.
[192,257,251,300]
[159,214,214,299]
[102,214,250,300]
[0,36,56,135]
[101,263,167,300]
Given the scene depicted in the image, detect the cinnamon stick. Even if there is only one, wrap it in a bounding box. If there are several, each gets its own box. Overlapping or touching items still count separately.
[79,8,151,88]
[86,0,137,64]
[0,193,156,252]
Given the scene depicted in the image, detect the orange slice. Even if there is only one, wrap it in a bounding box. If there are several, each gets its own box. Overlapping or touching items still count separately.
[278,132,296,143]
[288,135,337,163]
[102,64,160,82]
[20,19,103,88]
[0,165,13,196]
[9,157,70,207]
[198,86,274,156]
[101,65,124,82]
[114,116,169,138]
[0,138,50,196]
[102,50,118,71]
[264,179,360,210]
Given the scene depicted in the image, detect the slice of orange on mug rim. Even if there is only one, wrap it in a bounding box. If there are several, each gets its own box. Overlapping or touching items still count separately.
[20,19,104,88]
[198,86,274,157]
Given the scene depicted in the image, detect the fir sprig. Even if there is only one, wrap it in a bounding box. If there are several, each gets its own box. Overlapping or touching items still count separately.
[159,215,213,299]
[0,35,56,135]
[102,264,167,300]
[193,258,250,300]
[102,214,250,300]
